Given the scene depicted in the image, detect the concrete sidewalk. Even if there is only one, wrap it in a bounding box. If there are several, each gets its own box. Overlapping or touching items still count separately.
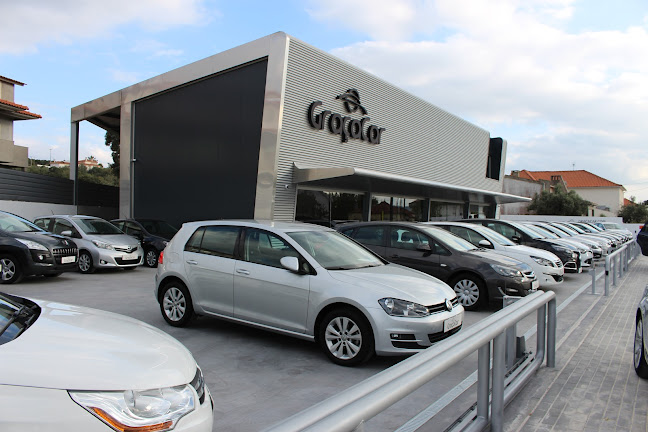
[504,255,648,431]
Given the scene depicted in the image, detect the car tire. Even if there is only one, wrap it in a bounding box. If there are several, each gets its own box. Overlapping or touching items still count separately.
[160,281,194,327]
[451,273,486,311]
[318,307,374,366]
[77,251,95,274]
[144,248,159,268]
[634,316,648,378]
[0,254,24,284]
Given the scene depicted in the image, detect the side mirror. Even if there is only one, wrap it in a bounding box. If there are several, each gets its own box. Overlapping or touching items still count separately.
[416,243,431,252]
[478,239,493,248]
[511,235,521,244]
[61,230,72,237]
[280,256,301,273]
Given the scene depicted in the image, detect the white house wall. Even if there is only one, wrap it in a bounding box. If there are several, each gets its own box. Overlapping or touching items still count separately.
[274,37,504,221]
[570,187,624,216]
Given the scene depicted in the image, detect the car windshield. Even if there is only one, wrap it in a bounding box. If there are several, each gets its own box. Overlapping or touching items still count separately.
[508,221,544,239]
[0,212,43,233]
[0,293,40,345]
[556,224,580,235]
[418,226,477,251]
[74,218,124,235]
[287,230,384,270]
[472,226,516,246]
[603,223,623,230]
[535,224,567,238]
[526,224,558,239]
[138,219,178,238]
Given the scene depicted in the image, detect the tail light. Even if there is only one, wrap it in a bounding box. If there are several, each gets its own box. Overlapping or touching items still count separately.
[158,250,164,264]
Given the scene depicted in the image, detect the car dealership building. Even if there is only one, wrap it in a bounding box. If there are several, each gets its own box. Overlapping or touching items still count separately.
[70,32,527,227]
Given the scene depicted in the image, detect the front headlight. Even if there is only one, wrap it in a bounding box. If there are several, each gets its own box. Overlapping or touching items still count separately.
[15,238,48,251]
[490,264,523,278]
[530,256,553,267]
[92,240,114,250]
[69,385,195,432]
[379,298,430,317]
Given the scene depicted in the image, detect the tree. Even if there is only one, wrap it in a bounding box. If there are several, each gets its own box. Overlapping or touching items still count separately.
[527,185,592,216]
[105,130,120,177]
[618,203,648,223]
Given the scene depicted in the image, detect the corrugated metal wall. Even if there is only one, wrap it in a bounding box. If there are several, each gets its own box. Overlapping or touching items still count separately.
[274,38,503,220]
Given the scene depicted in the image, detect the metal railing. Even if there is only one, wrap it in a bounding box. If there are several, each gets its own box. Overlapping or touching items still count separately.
[592,240,641,296]
[264,291,557,432]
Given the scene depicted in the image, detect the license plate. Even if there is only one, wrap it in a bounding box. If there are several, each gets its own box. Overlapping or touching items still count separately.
[532,280,540,290]
[122,253,138,260]
[61,256,76,264]
[444,314,462,332]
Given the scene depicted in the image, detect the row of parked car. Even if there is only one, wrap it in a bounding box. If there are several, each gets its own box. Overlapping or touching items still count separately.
[0,211,177,284]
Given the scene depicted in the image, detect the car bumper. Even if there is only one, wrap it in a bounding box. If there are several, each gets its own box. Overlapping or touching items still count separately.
[487,278,539,299]
[92,247,143,268]
[24,249,78,276]
[537,268,564,286]
[369,306,464,355]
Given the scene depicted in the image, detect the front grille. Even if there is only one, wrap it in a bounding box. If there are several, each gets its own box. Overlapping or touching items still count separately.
[428,325,462,343]
[523,270,535,279]
[426,297,460,314]
[115,257,140,265]
[53,247,77,256]
[114,245,138,253]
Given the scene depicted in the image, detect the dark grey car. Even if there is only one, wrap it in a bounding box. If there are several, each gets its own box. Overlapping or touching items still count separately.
[338,222,538,311]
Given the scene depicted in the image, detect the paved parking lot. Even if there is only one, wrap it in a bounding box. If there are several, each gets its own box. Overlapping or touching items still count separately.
[2,265,608,431]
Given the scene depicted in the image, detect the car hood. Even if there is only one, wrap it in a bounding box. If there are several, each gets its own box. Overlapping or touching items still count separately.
[327,264,456,305]
[501,244,560,261]
[463,249,526,267]
[9,231,74,248]
[0,299,195,391]
[84,233,139,247]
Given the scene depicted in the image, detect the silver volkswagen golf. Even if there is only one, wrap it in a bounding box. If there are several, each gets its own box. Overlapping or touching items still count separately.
[155,220,463,366]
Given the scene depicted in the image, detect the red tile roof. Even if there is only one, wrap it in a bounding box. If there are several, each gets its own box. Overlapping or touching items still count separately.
[0,98,29,111]
[0,75,25,86]
[624,198,635,206]
[0,98,41,119]
[516,170,623,189]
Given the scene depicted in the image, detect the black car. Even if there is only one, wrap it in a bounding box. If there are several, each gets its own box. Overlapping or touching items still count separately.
[111,219,178,267]
[638,222,648,256]
[459,219,582,273]
[338,222,539,311]
[0,211,78,284]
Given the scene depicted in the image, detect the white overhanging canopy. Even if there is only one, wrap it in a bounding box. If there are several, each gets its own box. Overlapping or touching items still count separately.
[292,163,530,205]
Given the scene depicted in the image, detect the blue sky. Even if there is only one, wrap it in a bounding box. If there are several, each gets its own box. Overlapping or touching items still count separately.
[2,0,648,202]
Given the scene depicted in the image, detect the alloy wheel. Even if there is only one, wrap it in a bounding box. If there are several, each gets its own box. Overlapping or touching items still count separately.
[324,316,362,360]
[454,279,480,307]
[78,253,92,273]
[163,287,186,322]
[635,319,644,369]
[145,250,158,267]
[1,258,16,281]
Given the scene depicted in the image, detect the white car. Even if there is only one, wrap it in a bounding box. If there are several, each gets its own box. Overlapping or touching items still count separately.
[0,292,213,431]
[155,220,464,366]
[427,222,564,288]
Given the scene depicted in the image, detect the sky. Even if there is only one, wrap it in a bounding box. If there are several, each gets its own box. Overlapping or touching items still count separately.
[2,0,648,203]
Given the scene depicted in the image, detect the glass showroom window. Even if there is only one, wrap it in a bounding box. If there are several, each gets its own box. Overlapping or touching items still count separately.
[296,190,364,226]
[429,202,464,221]
[370,196,427,221]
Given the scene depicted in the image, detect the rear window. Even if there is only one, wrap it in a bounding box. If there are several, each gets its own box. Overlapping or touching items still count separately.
[184,226,240,259]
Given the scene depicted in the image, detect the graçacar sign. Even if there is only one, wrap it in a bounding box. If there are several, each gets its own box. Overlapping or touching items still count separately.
[307,89,386,144]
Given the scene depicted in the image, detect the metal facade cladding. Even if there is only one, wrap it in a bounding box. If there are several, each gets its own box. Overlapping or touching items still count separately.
[132,60,268,227]
[275,37,504,221]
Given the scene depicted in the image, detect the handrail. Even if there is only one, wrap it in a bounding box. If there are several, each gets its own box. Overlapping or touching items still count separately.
[264,290,556,432]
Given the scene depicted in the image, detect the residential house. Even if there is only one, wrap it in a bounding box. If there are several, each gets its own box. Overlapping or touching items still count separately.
[0,76,41,168]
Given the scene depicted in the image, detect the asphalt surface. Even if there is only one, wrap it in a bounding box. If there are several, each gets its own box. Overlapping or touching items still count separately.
[0,261,629,432]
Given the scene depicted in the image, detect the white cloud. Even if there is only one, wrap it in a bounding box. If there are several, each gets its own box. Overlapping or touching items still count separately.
[308,0,648,201]
[131,39,184,58]
[110,69,141,84]
[0,0,211,54]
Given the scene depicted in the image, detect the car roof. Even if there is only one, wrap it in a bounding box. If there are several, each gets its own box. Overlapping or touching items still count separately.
[180,219,335,233]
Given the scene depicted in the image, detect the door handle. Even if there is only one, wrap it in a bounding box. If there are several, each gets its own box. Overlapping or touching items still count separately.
[186,260,198,265]
[236,269,250,275]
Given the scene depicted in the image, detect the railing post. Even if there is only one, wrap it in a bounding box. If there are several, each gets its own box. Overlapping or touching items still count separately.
[491,333,506,432]
[547,298,556,368]
[591,262,596,294]
[477,342,490,423]
[605,255,610,296]
[503,296,520,369]
[613,255,618,286]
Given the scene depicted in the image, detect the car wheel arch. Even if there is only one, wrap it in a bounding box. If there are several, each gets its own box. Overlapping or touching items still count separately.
[157,275,191,303]
[313,302,375,343]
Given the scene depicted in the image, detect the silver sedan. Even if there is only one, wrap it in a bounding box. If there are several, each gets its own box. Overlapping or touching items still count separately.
[155,220,463,366]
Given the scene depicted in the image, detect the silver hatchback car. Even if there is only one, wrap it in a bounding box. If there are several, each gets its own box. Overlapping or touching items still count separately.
[34,215,143,273]
[155,220,464,366]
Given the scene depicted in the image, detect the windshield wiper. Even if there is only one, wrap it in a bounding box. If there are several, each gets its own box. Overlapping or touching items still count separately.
[0,304,38,338]
[0,305,27,337]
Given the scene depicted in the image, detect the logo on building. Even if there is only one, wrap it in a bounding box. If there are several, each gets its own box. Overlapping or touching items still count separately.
[307,89,385,144]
